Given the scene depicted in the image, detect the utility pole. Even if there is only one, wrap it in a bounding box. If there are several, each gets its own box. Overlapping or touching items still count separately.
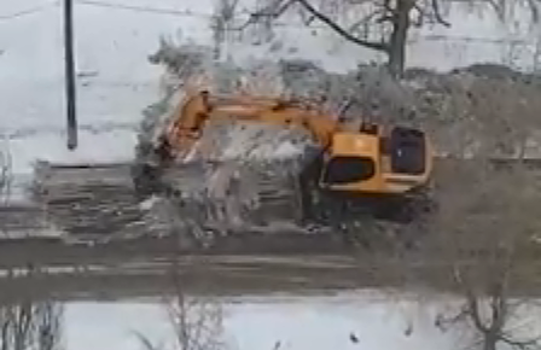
[64,0,78,150]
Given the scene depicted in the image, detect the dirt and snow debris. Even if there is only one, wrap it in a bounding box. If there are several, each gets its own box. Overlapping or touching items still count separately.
[137,42,327,232]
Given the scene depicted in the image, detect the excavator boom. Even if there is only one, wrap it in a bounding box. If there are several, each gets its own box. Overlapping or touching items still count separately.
[164,90,339,159]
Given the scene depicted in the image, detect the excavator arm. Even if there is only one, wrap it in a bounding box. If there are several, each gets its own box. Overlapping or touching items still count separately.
[163,90,339,159]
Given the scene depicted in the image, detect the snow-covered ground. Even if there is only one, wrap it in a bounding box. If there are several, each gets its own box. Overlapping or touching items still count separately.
[64,292,458,350]
[63,291,541,350]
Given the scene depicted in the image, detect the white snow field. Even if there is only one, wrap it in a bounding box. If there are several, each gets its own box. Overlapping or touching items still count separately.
[63,291,541,350]
[64,292,458,350]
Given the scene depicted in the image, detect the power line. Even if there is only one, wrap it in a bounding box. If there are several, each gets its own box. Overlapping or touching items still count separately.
[75,0,331,31]
[76,0,213,18]
[413,34,536,45]
[0,1,59,22]
[74,0,318,29]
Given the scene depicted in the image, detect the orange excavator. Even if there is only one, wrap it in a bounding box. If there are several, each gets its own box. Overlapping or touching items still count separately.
[130,89,435,226]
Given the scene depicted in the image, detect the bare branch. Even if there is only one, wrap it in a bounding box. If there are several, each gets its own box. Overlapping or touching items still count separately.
[240,0,296,29]
[0,269,64,350]
[382,0,393,13]
[431,0,451,26]
[210,0,242,57]
[486,0,506,20]
[347,8,386,32]
[411,3,425,27]
[251,0,295,19]
[131,331,163,350]
[465,291,490,334]
[294,0,388,51]
[376,14,395,23]
[434,305,469,332]
[486,0,539,23]
[499,333,541,350]
[526,0,540,22]
[134,242,224,350]
[242,0,389,51]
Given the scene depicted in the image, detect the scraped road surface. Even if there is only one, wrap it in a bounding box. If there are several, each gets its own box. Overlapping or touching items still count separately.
[0,235,365,303]
[2,156,541,302]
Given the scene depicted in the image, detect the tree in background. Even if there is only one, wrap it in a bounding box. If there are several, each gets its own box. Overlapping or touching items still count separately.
[0,141,64,350]
[0,266,65,350]
[134,236,225,350]
[238,0,453,77]
[213,0,541,78]
[210,0,241,60]
[425,158,541,350]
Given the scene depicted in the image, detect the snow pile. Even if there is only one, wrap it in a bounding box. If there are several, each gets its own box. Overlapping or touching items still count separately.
[136,41,324,233]
[275,60,541,157]
[401,66,541,157]
[139,41,317,164]
[141,42,347,163]
[146,156,302,234]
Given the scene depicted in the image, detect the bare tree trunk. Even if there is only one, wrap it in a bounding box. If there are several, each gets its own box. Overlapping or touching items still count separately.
[483,332,497,350]
[387,0,413,78]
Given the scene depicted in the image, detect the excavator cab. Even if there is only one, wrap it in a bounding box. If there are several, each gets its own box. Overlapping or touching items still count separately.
[319,123,432,196]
